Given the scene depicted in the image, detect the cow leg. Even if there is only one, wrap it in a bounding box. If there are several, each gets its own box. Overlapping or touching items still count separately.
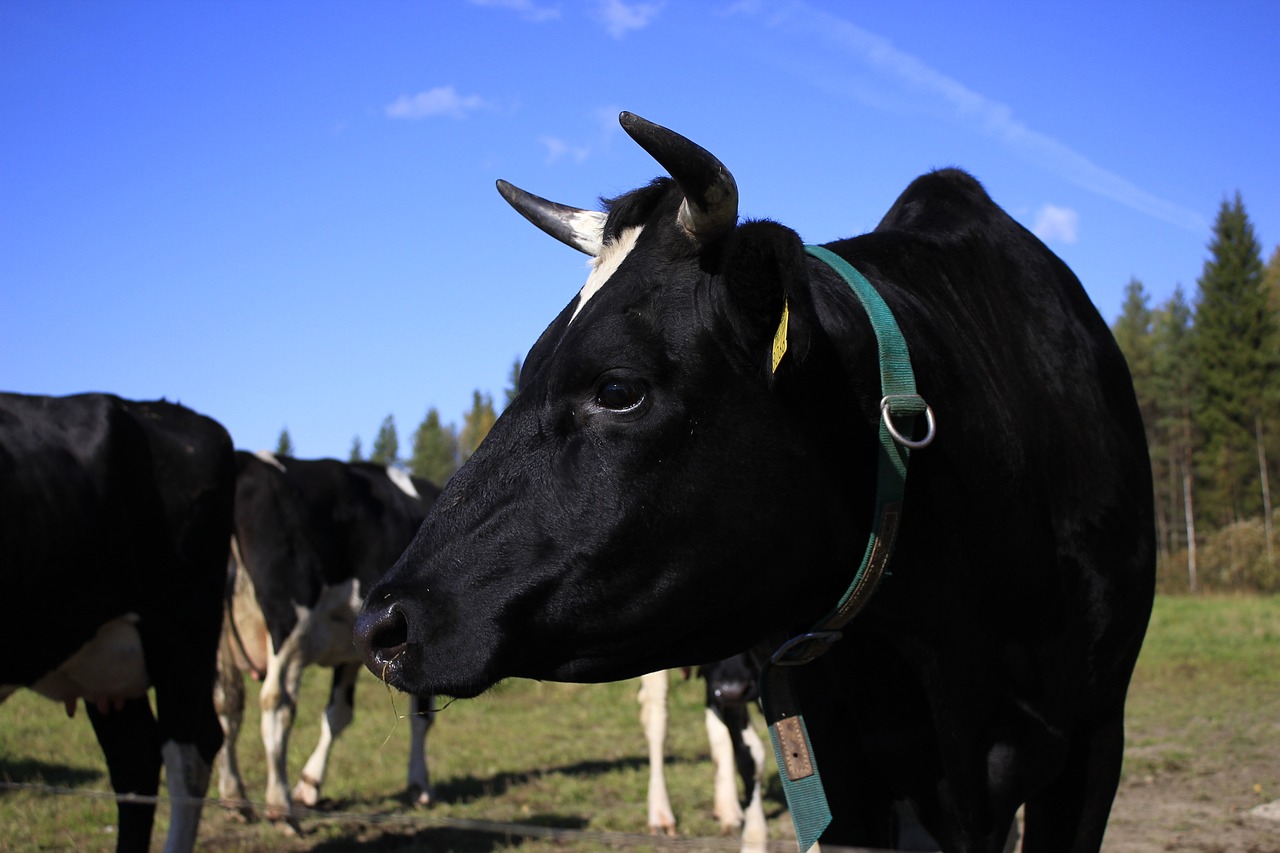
[259,631,306,830]
[407,693,436,806]
[705,703,768,853]
[86,696,161,853]
[149,639,226,853]
[639,670,677,835]
[733,709,768,853]
[705,704,744,833]
[1021,711,1125,853]
[294,662,359,808]
[911,711,1025,850]
[213,640,253,820]
[160,739,213,853]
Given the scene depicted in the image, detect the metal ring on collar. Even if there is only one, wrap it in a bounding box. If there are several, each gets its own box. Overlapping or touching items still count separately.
[770,631,844,666]
[881,396,936,449]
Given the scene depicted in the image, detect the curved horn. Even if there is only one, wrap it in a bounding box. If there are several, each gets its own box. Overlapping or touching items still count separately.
[496,179,606,257]
[619,111,738,242]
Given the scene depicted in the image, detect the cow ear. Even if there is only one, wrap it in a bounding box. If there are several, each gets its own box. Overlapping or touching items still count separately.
[718,220,810,369]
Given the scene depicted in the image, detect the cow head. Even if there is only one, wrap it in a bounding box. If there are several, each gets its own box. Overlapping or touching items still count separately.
[356,113,877,698]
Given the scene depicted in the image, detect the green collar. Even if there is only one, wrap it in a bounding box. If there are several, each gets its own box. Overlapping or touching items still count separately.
[760,244,934,852]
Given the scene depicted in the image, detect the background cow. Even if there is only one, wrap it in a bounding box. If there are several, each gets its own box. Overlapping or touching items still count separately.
[355,113,1155,852]
[215,450,440,828]
[640,659,768,853]
[1,391,234,853]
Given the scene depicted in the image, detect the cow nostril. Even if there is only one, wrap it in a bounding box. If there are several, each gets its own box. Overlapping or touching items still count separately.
[356,601,410,670]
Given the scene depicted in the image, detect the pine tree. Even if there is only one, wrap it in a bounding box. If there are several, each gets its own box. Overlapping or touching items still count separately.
[1192,193,1271,527]
[1112,278,1156,442]
[1265,246,1280,316]
[349,436,363,462]
[1151,287,1197,589]
[410,407,460,487]
[459,391,497,462]
[1113,279,1162,556]
[275,427,295,458]
[504,358,522,410]
[369,415,400,467]
[1259,245,1280,568]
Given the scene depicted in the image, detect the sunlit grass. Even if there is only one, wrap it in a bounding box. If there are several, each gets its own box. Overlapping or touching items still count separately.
[3,596,1277,850]
[2,667,778,851]
[1122,595,1280,779]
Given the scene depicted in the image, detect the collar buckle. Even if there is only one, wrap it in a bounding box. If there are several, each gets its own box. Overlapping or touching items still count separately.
[769,630,844,666]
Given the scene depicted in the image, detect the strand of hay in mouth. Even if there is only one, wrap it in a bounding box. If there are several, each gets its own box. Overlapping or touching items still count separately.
[380,652,406,749]
[377,653,460,749]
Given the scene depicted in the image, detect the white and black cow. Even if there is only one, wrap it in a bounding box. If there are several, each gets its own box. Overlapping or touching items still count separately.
[355,113,1155,852]
[215,450,440,827]
[640,658,768,853]
[1,392,235,853]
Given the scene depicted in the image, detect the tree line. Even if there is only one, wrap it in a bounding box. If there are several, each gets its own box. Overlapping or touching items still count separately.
[274,359,519,489]
[1112,192,1278,593]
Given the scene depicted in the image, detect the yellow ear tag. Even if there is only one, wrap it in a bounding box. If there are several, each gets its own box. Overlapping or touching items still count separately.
[771,300,790,374]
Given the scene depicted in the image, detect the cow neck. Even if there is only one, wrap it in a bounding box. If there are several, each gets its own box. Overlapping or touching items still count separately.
[759,244,935,853]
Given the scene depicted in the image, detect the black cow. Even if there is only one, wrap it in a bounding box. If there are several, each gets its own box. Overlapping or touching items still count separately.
[0,392,234,853]
[355,113,1155,852]
[215,451,440,827]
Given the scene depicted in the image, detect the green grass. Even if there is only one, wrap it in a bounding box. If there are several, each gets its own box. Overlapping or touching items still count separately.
[2,669,785,851]
[2,595,1278,851]
[1121,594,1280,783]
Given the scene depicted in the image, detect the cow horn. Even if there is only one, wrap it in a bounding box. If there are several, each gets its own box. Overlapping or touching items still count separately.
[619,111,738,242]
[496,179,606,257]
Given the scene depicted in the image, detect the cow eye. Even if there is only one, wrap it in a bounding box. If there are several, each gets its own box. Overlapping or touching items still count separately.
[595,378,646,412]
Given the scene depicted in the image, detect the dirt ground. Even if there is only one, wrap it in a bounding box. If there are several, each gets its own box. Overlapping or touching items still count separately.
[1098,774,1280,853]
[191,783,1280,853]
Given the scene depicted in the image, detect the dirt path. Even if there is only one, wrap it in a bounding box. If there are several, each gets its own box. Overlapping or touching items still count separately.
[1104,776,1280,852]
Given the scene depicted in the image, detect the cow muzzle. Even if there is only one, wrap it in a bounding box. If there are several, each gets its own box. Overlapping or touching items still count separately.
[354,599,410,684]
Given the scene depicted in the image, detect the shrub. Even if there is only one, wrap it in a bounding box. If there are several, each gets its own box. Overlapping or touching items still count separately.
[1157,510,1279,594]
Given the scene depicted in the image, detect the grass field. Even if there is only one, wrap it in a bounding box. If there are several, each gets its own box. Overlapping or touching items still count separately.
[1,595,1278,852]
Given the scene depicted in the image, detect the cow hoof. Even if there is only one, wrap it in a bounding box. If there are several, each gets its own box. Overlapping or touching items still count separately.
[220,800,257,823]
[648,824,678,838]
[407,784,434,808]
[265,809,302,836]
[714,811,744,833]
[714,797,745,825]
[292,779,320,808]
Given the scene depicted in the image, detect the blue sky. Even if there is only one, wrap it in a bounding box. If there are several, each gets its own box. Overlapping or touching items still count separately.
[3,0,1277,463]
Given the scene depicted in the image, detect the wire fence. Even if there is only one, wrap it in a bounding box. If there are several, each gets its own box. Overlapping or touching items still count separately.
[2,779,879,852]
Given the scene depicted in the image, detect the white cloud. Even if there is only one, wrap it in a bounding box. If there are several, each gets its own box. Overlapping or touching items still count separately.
[1032,204,1079,244]
[385,86,489,120]
[540,136,591,164]
[594,104,625,136]
[467,0,561,22]
[534,108,625,164]
[735,1,1207,233]
[592,0,664,39]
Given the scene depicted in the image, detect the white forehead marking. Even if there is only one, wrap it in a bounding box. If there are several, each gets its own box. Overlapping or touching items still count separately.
[569,225,644,325]
[385,466,421,500]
